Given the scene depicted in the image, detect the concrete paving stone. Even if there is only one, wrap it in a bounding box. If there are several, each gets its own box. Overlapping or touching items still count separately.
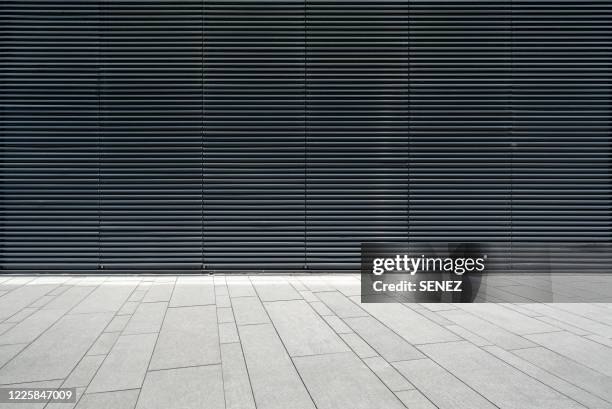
[0,312,113,384]
[219,322,239,344]
[458,304,558,335]
[322,315,352,334]
[128,290,146,303]
[238,323,315,409]
[215,295,231,308]
[525,331,612,377]
[76,390,139,409]
[117,302,139,316]
[44,286,96,311]
[227,278,257,298]
[214,285,229,297]
[584,334,612,348]
[169,276,215,307]
[521,304,612,338]
[362,356,414,392]
[232,297,269,326]
[316,292,368,318]
[352,299,459,346]
[513,345,612,402]
[136,365,224,409]
[251,277,301,301]
[339,333,377,358]
[0,323,14,337]
[123,302,167,335]
[309,301,334,316]
[104,315,130,333]
[445,324,493,347]
[393,358,496,409]
[439,309,536,350]
[485,345,612,409]
[221,342,256,409]
[395,389,438,409]
[344,315,425,361]
[5,307,38,323]
[533,315,591,336]
[299,290,318,302]
[217,307,234,323]
[142,283,174,303]
[149,305,220,370]
[87,333,157,393]
[70,285,136,315]
[0,284,58,321]
[419,340,584,409]
[0,343,26,367]
[0,379,62,409]
[293,351,406,409]
[0,309,65,345]
[64,355,105,388]
[264,300,348,357]
[87,332,120,356]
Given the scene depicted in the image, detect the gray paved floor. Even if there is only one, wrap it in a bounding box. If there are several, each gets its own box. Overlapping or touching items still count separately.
[0,275,611,409]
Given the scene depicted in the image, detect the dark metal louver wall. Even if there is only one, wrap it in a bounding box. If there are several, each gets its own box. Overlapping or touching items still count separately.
[1,1,611,272]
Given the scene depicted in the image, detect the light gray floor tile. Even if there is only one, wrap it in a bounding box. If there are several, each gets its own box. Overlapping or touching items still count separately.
[149,305,220,370]
[419,340,584,409]
[64,355,105,388]
[339,333,377,358]
[221,342,256,409]
[0,308,65,344]
[393,358,496,409]
[316,292,368,318]
[232,297,269,326]
[217,307,234,323]
[44,286,96,311]
[525,331,612,377]
[5,307,37,323]
[0,284,58,321]
[142,283,174,303]
[0,380,62,409]
[104,315,130,333]
[309,301,334,316]
[238,323,315,409]
[395,389,438,409]
[0,343,26,367]
[251,277,301,301]
[362,356,414,392]
[136,365,224,409]
[169,277,215,307]
[227,278,257,298]
[264,300,348,357]
[522,304,612,338]
[299,290,318,302]
[76,390,139,409]
[216,295,231,308]
[439,309,535,350]
[585,334,612,348]
[513,345,612,402]
[71,285,135,315]
[123,302,167,335]
[117,302,139,316]
[445,324,493,347]
[87,333,157,393]
[344,316,424,361]
[0,312,113,384]
[322,315,352,334]
[219,322,239,344]
[87,332,120,356]
[293,351,405,409]
[353,300,459,345]
[458,304,558,335]
[485,345,612,409]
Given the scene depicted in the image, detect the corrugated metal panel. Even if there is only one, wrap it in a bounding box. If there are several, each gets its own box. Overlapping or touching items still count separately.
[99,0,204,270]
[306,0,409,270]
[203,0,306,270]
[1,1,610,272]
[1,1,100,270]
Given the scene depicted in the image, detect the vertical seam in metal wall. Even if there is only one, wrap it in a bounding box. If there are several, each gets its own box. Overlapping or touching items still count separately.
[202,0,205,271]
[304,0,308,269]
